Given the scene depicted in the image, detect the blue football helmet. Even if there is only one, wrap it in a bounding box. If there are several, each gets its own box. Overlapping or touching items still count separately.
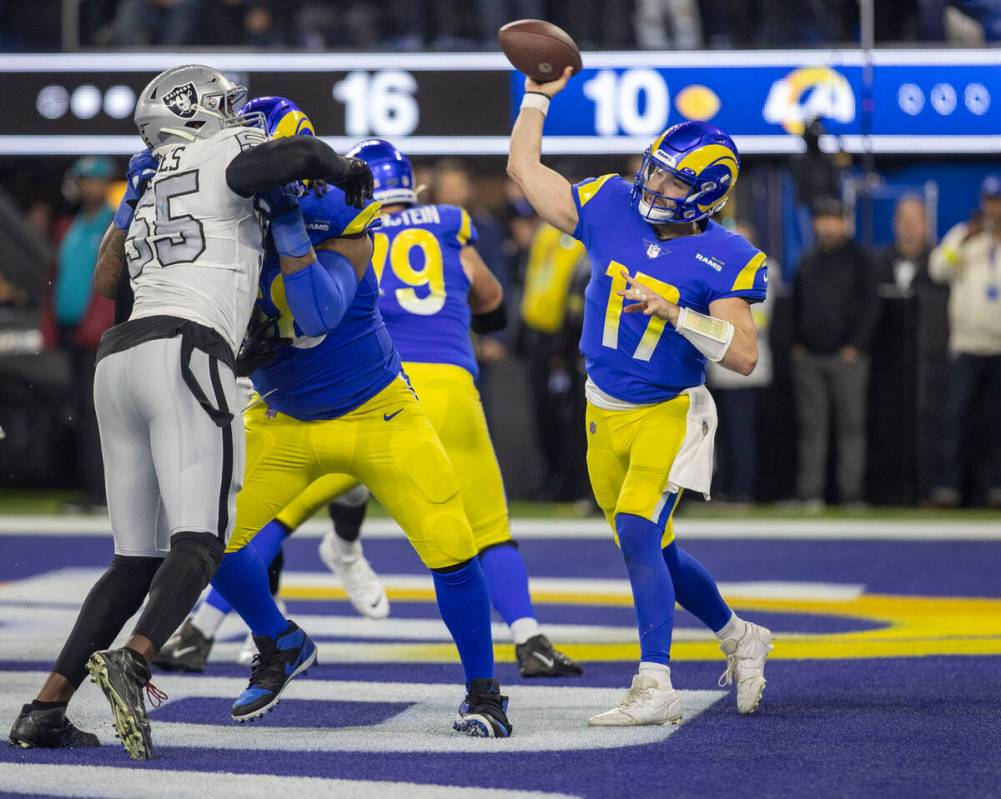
[241,95,315,139]
[346,138,416,205]
[631,121,740,225]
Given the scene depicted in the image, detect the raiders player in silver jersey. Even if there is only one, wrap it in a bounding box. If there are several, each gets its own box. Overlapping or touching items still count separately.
[8,64,373,760]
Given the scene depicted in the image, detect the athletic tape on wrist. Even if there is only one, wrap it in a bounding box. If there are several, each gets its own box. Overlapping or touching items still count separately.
[521,92,551,117]
[676,306,734,362]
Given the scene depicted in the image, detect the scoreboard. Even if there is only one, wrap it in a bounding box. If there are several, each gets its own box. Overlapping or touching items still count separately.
[0,49,998,156]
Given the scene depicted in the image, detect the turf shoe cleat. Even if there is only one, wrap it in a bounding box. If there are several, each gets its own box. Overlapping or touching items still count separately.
[152,618,213,673]
[86,648,159,760]
[719,621,774,715]
[588,674,683,726]
[319,532,390,619]
[453,678,512,738]
[238,599,287,666]
[7,704,99,749]
[516,634,583,678]
[231,622,317,722]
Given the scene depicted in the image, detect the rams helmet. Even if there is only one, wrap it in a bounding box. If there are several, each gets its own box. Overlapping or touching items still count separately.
[632,121,739,225]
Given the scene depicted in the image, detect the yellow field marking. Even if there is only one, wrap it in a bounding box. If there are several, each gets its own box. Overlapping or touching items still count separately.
[279,586,1001,661]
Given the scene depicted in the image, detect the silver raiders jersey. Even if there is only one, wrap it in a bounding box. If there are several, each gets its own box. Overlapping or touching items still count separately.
[125,125,269,355]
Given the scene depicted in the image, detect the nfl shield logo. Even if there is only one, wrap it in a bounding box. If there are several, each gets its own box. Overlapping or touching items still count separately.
[164,82,198,118]
[646,242,661,259]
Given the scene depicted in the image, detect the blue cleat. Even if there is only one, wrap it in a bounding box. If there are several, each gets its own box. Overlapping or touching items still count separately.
[453,678,512,738]
[231,622,317,722]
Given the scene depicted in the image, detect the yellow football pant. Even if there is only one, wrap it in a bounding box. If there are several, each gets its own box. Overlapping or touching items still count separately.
[585,394,690,548]
[276,362,511,551]
[228,375,477,569]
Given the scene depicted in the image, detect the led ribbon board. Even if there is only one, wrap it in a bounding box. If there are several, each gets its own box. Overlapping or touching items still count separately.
[0,50,997,155]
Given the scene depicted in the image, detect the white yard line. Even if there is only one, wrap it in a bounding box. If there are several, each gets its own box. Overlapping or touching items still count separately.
[0,515,999,540]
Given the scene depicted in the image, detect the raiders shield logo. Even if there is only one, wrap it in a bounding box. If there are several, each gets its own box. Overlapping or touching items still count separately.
[164,82,198,118]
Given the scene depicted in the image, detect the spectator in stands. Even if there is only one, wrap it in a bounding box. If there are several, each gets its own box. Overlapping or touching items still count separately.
[116,0,202,46]
[634,0,703,48]
[707,222,779,505]
[0,271,28,308]
[431,159,512,418]
[476,0,542,47]
[927,175,1001,508]
[791,197,880,510]
[873,194,935,295]
[50,156,117,510]
[518,217,590,501]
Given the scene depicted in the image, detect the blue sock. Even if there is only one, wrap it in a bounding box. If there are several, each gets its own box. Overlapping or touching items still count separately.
[203,520,288,619]
[616,513,675,666]
[478,542,535,627]
[211,546,287,639]
[431,559,494,686]
[663,542,732,632]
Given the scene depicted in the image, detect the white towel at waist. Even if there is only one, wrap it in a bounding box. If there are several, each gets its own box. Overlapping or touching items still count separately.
[667,385,717,500]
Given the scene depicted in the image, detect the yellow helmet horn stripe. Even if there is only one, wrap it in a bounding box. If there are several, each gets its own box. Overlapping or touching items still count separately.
[272,110,315,139]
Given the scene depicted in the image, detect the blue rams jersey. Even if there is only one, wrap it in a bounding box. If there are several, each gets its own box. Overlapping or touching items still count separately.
[250,187,401,421]
[573,174,767,404]
[373,203,479,378]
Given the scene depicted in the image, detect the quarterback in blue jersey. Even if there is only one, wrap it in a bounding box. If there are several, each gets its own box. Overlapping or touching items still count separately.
[509,67,774,725]
[160,96,512,738]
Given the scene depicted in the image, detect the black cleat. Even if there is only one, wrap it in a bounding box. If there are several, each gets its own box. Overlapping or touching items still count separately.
[152,619,213,672]
[516,634,583,678]
[87,648,162,760]
[453,678,512,738]
[231,622,317,722]
[8,704,99,749]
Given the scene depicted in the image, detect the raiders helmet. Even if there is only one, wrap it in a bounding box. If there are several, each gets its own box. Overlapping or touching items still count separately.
[134,64,249,149]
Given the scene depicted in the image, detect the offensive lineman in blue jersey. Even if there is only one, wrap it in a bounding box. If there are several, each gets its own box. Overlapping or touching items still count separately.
[179,97,512,737]
[508,67,774,725]
[251,138,581,678]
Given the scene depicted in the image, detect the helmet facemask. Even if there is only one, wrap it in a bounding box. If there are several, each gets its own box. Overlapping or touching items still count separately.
[632,150,727,225]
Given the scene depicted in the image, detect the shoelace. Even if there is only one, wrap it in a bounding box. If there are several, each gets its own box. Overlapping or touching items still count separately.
[248,651,286,689]
[718,654,737,688]
[145,682,168,709]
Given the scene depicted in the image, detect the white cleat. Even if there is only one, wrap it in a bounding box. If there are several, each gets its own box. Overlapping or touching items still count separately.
[719,622,774,715]
[588,674,683,727]
[318,532,390,619]
[237,599,286,666]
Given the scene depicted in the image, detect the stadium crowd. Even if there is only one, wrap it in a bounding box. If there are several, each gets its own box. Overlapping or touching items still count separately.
[3,0,1001,51]
[1,147,999,509]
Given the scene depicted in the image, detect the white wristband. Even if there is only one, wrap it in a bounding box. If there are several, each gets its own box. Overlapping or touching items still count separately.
[675,307,734,363]
[520,92,551,117]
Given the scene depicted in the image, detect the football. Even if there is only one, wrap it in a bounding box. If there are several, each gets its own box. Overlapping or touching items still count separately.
[498,19,582,84]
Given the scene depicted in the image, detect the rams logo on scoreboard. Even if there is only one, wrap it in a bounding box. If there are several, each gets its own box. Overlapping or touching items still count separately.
[761,66,855,135]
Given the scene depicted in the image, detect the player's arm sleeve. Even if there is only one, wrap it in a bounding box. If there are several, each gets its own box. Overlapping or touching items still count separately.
[570,174,618,245]
[281,247,359,336]
[708,249,769,305]
[225,137,358,197]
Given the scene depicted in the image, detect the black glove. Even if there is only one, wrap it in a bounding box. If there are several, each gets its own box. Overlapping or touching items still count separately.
[236,313,292,377]
[334,157,374,209]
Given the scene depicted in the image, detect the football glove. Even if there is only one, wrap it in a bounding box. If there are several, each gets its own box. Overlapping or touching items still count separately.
[333,157,374,209]
[236,312,291,377]
[255,182,302,221]
[114,147,159,230]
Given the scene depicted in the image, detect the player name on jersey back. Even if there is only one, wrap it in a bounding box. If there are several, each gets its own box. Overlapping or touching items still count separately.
[126,127,268,354]
[379,205,442,229]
